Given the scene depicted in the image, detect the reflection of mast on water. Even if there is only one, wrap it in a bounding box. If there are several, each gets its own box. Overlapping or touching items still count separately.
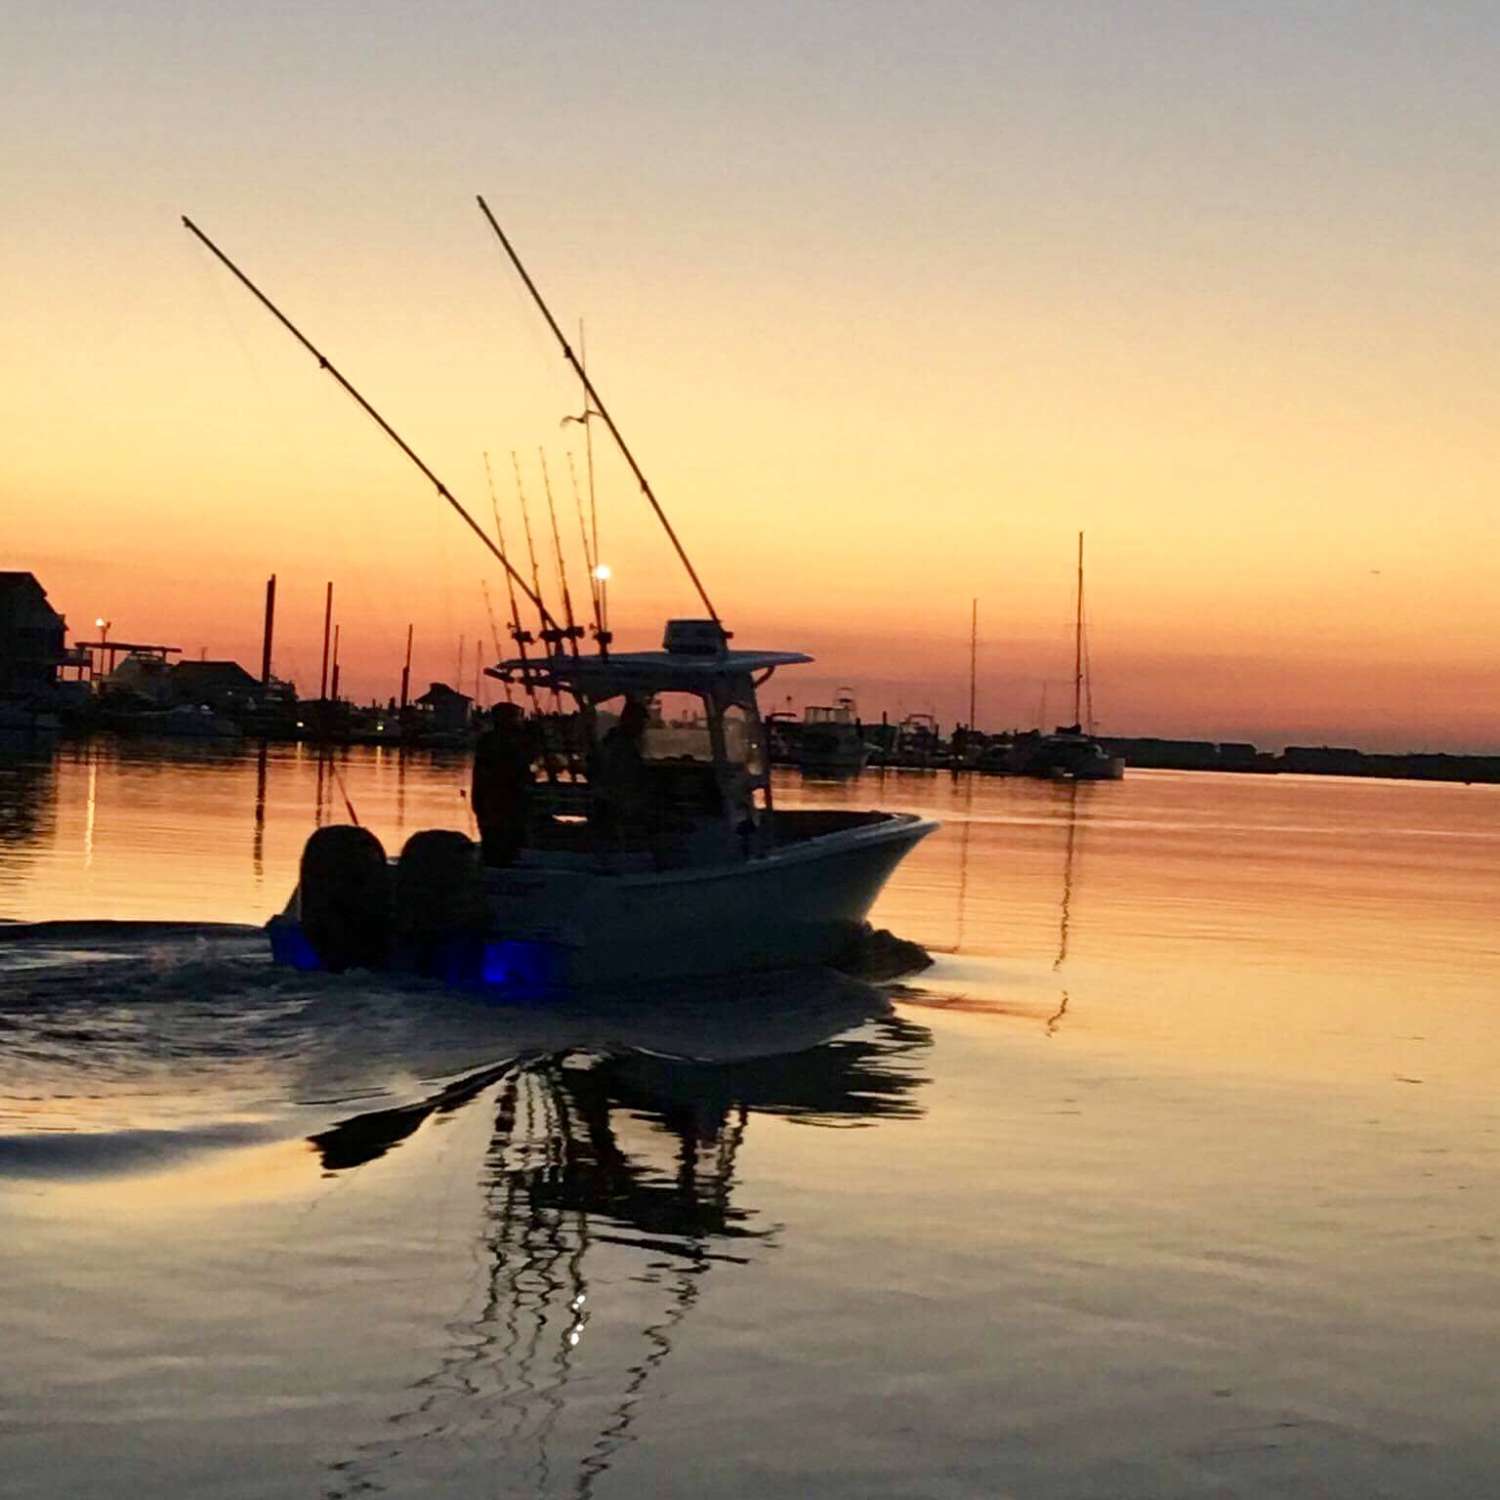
[252,741,268,882]
[313,746,331,829]
[952,774,975,954]
[316,1003,931,1498]
[1046,781,1082,1036]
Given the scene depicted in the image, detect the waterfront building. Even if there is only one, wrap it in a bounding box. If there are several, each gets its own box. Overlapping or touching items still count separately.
[413,682,473,735]
[0,571,67,698]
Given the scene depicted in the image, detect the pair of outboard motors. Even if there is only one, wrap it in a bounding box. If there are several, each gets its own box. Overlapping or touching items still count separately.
[295,825,488,978]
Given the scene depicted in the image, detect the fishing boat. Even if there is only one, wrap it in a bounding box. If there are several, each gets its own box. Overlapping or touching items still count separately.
[183,202,938,992]
[796,689,870,775]
[272,621,934,989]
[1016,532,1125,782]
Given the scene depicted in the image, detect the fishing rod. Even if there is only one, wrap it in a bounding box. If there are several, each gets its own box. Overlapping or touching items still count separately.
[510,452,556,649]
[483,450,542,715]
[479,580,513,702]
[329,755,361,825]
[537,449,593,785]
[180,215,563,637]
[537,449,584,659]
[487,457,564,787]
[510,451,571,729]
[475,195,722,628]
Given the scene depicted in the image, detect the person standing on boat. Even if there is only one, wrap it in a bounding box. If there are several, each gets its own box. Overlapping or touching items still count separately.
[592,697,652,845]
[472,703,534,867]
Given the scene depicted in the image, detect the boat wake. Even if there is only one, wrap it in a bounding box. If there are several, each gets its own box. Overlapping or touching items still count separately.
[0,920,923,1182]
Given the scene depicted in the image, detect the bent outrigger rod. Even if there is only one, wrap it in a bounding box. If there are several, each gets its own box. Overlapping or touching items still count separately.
[474,194,722,629]
[181,215,564,638]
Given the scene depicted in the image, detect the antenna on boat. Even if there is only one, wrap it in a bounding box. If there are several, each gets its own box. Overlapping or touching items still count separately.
[560,318,602,599]
[565,451,606,646]
[475,196,722,628]
[180,215,563,637]
[581,320,600,581]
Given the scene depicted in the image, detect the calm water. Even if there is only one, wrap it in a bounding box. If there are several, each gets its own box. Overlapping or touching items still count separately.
[3,741,1499,1497]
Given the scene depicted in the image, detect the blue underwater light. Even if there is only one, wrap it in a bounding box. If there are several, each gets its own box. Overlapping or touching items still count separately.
[477,938,567,999]
[266,917,323,972]
[267,918,566,1000]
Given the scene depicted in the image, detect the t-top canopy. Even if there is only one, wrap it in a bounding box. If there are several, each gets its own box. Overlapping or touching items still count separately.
[489,647,813,697]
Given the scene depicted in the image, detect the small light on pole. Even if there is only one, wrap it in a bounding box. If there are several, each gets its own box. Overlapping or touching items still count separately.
[94,617,111,676]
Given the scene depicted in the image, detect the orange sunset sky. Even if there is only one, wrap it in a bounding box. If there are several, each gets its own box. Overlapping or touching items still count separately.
[6,3,1499,751]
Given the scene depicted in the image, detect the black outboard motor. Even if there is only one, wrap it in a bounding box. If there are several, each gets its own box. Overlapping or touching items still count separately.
[391,829,488,979]
[298,825,391,972]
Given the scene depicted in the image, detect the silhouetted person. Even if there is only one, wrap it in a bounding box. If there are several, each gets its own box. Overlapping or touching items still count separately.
[592,697,652,844]
[472,703,533,867]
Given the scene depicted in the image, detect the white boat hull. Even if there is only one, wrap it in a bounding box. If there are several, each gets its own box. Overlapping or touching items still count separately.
[276,812,937,992]
[486,813,936,986]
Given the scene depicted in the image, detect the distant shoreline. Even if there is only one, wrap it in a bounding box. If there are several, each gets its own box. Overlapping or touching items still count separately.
[1096,736,1500,785]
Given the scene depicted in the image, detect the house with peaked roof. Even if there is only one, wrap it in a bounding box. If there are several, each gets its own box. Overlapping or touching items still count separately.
[414,681,473,734]
[0,572,66,697]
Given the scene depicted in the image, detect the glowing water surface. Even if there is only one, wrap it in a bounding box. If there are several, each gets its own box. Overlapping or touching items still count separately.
[2,741,1499,1497]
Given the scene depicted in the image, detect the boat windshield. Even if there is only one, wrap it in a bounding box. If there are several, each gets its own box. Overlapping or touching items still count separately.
[592,691,763,770]
[641,692,712,761]
[591,692,711,762]
[805,704,854,726]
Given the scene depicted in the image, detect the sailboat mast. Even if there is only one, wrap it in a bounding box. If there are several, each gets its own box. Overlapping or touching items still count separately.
[968,598,977,731]
[1073,531,1084,729]
[319,580,333,702]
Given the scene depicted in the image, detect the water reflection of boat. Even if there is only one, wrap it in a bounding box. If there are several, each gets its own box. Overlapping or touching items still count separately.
[121,703,242,740]
[1047,781,1082,1035]
[316,974,932,1497]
